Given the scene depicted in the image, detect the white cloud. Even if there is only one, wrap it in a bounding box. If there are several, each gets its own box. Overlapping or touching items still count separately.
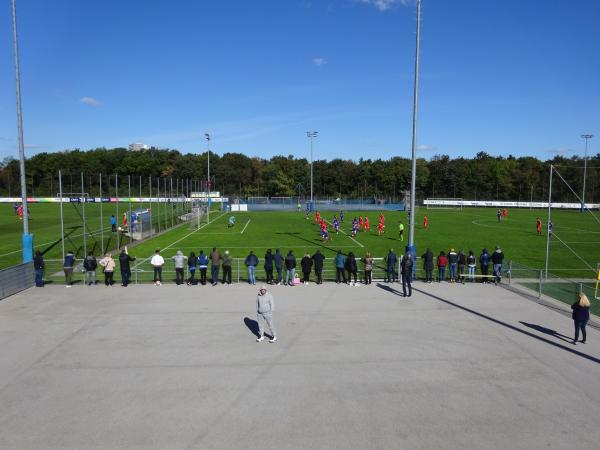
[417,144,437,152]
[312,57,327,66]
[24,144,42,149]
[79,96,102,107]
[358,0,412,11]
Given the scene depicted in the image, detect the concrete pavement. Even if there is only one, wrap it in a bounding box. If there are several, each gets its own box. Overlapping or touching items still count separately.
[0,280,598,449]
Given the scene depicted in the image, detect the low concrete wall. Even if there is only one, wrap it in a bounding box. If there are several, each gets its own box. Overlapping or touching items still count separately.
[0,262,34,300]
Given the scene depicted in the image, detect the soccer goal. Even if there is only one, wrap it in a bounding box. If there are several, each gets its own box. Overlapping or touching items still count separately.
[425,198,464,210]
[247,196,269,204]
[186,202,209,229]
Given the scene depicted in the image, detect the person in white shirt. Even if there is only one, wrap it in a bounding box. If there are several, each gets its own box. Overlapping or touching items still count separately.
[150,249,165,285]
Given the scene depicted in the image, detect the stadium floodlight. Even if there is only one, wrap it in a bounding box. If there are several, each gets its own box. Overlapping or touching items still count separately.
[205,133,211,224]
[307,131,318,205]
[408,0,422,252]
[11,0,32,263]
[581,134,593,213]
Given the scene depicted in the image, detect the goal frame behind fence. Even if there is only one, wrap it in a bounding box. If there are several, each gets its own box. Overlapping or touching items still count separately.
[425,198,464,210]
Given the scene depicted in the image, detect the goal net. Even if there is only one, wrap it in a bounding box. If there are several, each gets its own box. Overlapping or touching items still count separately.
[247,196,269,204]
[425,198,464,210]
[187,202,209,229]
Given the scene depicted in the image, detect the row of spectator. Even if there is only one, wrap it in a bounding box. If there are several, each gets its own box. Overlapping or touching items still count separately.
[32,246,504,288]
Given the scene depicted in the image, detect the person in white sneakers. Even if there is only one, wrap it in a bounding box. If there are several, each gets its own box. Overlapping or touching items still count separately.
[150,249,165,285]
[256,285,277,343]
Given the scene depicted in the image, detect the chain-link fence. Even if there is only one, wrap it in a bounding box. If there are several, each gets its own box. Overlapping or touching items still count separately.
[507,261,599,316]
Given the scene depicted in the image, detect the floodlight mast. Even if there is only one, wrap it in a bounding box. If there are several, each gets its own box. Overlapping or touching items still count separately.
[12,0,32,262]
[408,0,422,250]
[205,133,211,224]
[581,134,593,212]
[307,131,318,205]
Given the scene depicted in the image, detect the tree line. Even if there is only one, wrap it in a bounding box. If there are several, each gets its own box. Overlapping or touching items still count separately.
[0,148,598,203]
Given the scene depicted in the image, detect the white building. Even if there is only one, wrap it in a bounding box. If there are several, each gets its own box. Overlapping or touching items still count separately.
[128,142,150,152]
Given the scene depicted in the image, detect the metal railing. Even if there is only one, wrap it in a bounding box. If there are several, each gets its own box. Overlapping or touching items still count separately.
[39,257,406,285]
[0,261,34,299]
[507,261,597,311]
[37,256,517,286]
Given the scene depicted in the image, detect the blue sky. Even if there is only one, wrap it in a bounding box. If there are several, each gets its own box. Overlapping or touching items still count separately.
[0,0,598,162]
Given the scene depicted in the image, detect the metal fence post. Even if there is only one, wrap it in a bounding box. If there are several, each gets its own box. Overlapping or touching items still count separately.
[579,283,583,294]
[134,258,138,285]
[508,260,512,285]
[237,258,240,283]
[538,270,542,299]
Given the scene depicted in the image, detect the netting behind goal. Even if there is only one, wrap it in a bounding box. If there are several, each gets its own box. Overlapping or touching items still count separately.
[544,164,600,282]
[186,203,209,229]
[425,198,464,210]
[247,196,269,204]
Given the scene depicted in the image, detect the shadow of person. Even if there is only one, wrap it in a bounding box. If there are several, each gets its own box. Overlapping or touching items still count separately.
[244,317,259,337]
[375,283,405,297]
[519,321,573,343]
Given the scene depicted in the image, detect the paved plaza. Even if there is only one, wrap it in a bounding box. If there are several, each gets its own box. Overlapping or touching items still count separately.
[0,280,598,449]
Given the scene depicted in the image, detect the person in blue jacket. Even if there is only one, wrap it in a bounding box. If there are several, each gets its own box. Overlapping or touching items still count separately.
[386,249,398,283]
[63,250,76,287]
[479,248,491,283]
[245,250,259,285]
[197,250,209,285]
[335,250,347,284]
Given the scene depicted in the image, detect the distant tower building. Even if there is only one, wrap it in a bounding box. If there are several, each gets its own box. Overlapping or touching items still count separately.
[128,142,150,152]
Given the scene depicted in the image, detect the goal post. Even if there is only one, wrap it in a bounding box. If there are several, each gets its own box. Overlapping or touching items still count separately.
[424,198,464,210]
[596,263,600,300]
[187,202,209,230]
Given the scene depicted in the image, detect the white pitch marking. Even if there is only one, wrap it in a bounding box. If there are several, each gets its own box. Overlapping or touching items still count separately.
[240,219,251,234]
[324,219,364,248]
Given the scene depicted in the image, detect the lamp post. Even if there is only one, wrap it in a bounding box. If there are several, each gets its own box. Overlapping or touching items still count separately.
[581,134,593,212]
[306,131,318,208]
[205,133,211,224]
[408,0,422,253]
[11,0,33,262]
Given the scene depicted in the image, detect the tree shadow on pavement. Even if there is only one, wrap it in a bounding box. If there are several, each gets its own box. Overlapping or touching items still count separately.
[519,322,573,344]
[376,284,600,365]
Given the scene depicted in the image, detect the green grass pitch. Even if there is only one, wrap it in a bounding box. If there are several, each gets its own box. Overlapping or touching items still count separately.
[4,203,598,278]
[3,203,598,315]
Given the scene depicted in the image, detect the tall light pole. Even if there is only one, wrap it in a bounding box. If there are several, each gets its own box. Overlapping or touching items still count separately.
[11,0,33,262]
[205,133,211,224]
[307,131,318,208]
[408,0,422,253]
[581,134,593,212]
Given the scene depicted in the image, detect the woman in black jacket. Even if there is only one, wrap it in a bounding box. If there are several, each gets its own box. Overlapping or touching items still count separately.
[422,248,434,283]
[345,252,358,286]
[571,293,591,345]
[264,249,274,284]
[311,250,325,284]
[300,252,313,284]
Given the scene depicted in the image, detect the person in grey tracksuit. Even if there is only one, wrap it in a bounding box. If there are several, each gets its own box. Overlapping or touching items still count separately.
[256,285,277,343]
[172,250,187,285]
